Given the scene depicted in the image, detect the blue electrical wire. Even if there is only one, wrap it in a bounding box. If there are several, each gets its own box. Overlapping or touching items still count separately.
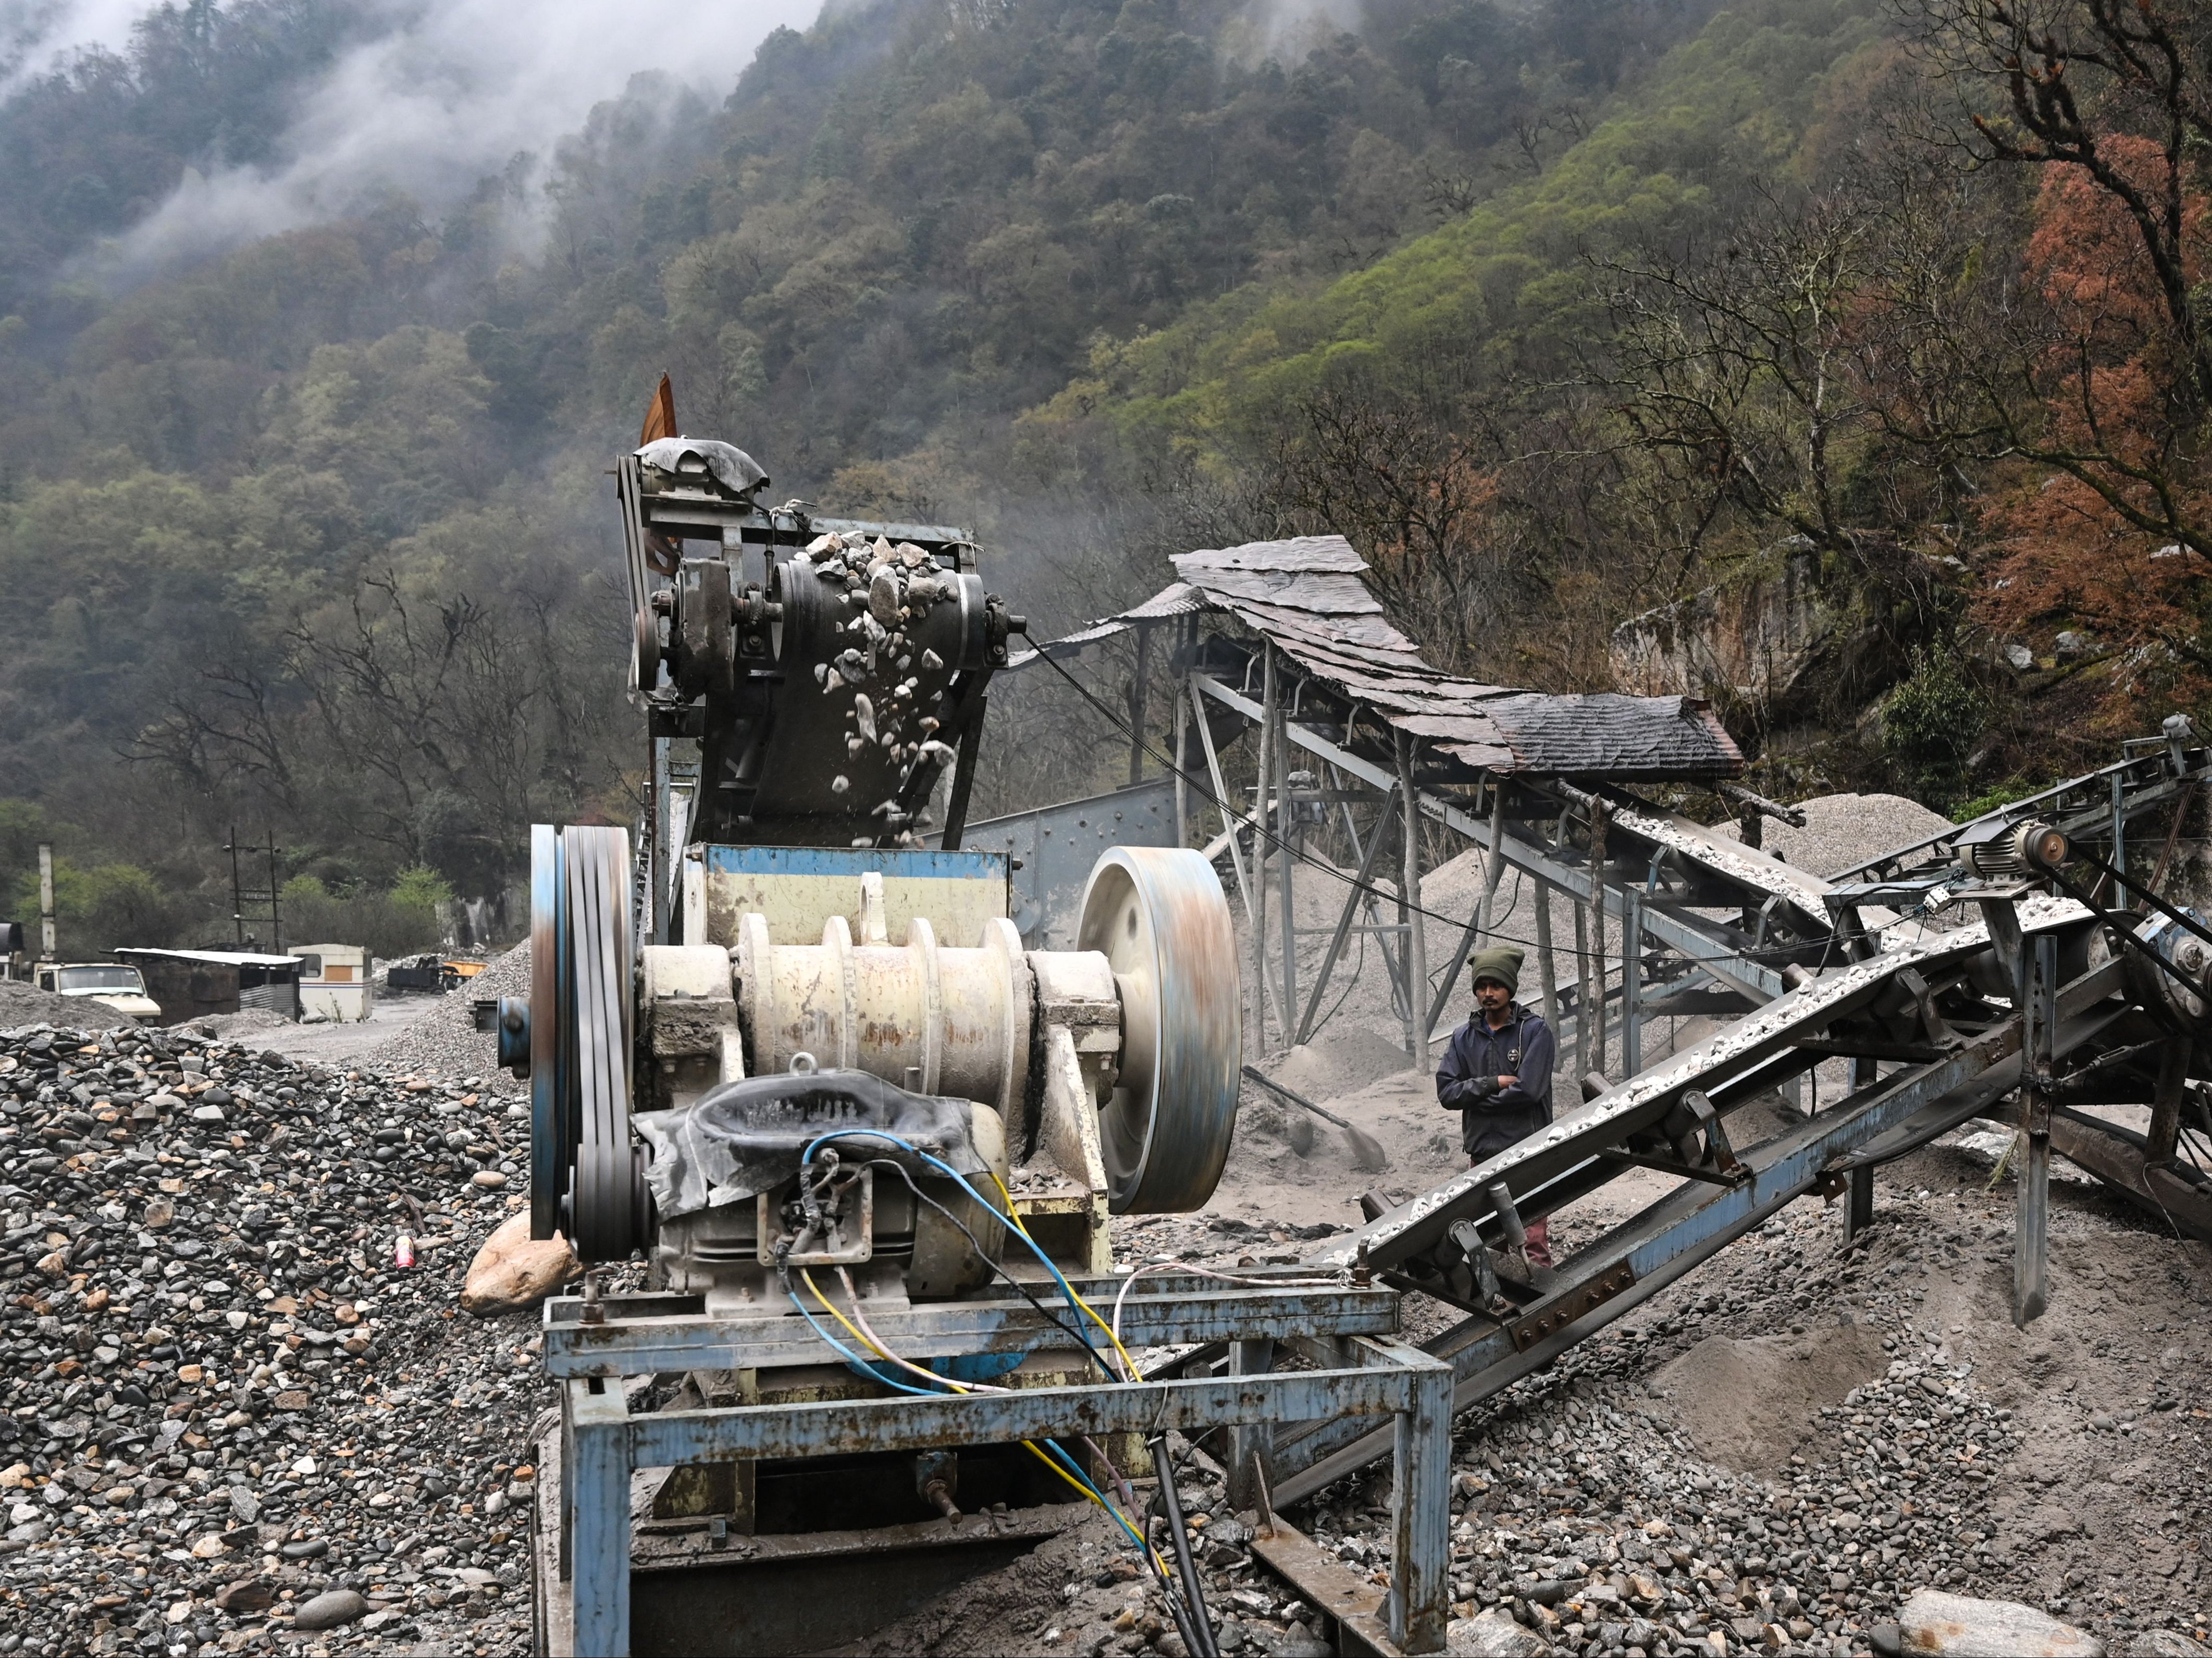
[800,1129,1114,1377]
[782,1289,946,1396]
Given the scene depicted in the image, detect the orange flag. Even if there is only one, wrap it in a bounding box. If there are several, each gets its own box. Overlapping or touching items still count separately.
[639,373,677,444]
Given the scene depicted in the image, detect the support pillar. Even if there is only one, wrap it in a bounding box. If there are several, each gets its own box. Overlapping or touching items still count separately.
[1172,673,1189,848]
[1845,1165,1875,1244]
[2014,933,2056,1328]
[2149,1038,2188,1163]
[1844,1056,1876,1245]
[1128,623,1150,787]
[567,1378,633,1657]
[1277,697,1296,1033]
[1534,878,1559,1031]
[1389,1348,1453,1655]
[1256,647,1277,1052]
[1572,900,1590,1081]
[1621,887,1642,1078]
[1227,1338,1277,1513]
[1590,805,1609,1079]
[1397,731,1430,1069]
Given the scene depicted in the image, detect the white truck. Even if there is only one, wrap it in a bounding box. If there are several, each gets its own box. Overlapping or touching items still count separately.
[32,962,163,1024]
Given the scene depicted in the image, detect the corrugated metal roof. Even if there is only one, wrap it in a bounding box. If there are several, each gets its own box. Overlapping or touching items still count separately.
[115,948,301,968]
[1017,536,1742,779]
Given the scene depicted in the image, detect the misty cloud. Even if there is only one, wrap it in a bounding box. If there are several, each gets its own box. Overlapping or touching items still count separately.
[20,0,818,276]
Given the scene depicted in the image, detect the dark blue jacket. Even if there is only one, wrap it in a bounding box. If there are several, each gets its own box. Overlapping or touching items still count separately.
[1437,1002,1556,1161]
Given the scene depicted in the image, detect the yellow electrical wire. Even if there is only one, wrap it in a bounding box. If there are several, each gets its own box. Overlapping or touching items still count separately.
[984,1171,1147,1381]
[988,1171,1033,1238]
[804,1267,1168,1575]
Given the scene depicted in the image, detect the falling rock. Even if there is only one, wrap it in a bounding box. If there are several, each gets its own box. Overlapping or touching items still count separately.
[290,1587,369,1631]
[461,1211,580,1316]
[1899,1591,2104,1657]
[869,566,903,626]
[1450,1608,1554,1657]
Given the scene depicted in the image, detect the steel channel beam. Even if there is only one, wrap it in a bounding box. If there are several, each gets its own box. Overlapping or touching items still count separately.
[1190,675,1789,1001]
[624,1342,1435,1462]
[1304,931,2001,1276]
[543,1285,1397,1377]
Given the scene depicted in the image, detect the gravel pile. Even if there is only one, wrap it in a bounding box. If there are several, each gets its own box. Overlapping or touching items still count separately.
[1726,794,1956,879]
[0,983,107,1029]
[0,1019,552,1657]
[357,947,530,1094]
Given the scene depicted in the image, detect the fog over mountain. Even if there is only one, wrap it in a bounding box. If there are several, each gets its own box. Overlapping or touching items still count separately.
[9,0,818,275]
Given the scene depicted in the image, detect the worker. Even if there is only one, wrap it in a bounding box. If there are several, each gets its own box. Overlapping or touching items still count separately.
[1436,944,1557,1265]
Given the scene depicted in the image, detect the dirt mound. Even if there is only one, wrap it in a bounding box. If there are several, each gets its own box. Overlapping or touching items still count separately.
[1656,1325,1893,1473]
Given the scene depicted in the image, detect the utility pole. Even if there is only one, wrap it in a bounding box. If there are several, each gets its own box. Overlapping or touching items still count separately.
[225,826,284,952]
[38,843,55,961]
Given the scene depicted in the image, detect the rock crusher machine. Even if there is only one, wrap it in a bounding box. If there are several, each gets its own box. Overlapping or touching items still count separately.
[503,429,1452,1655]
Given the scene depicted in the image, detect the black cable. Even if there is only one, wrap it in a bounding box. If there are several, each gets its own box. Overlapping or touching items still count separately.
[1150,1433,1221,1658]
[858,1158,1112,1377]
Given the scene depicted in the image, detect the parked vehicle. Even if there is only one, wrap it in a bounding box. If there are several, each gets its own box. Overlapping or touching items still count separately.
[32,962,163,1023]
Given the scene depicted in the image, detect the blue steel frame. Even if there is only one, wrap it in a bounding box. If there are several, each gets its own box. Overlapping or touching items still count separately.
[546,1291,1452,1657]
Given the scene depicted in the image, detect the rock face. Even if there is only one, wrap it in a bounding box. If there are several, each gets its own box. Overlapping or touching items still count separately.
[461,1210,578,1316]
[1609,538,1881,720]
[1899,1590,2105,1657]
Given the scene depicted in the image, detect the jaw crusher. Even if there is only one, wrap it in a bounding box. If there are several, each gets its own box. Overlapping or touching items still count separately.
[503,429,1447,1657]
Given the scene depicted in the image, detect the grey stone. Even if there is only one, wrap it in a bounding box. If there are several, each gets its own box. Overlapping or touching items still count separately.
[1900,1590,2104,1657]
[290,1588,368,1631]
[1266,1623,1332,1658]
[2127,1638,2211,1658]
[1449,1607,1552,1656]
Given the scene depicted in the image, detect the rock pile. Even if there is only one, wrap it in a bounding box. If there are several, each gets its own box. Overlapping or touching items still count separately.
[860,1175,2210,1658]
[0,1019,551,1657]
[358,945,530,1091]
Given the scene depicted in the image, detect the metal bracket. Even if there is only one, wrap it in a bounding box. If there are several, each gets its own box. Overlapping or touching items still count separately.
[1509,1260,1636,1352]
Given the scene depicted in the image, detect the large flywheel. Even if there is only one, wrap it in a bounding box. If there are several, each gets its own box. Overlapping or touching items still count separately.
[529,823,649,1261]
[1076,847,1242,1212]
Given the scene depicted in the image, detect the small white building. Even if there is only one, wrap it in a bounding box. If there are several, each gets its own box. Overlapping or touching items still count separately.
[291,943,373,1022]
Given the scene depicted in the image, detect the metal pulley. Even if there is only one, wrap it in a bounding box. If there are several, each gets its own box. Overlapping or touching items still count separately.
[528,823,654,1263]
[1076,847,1242,1212]
[2124,908,2212,1032]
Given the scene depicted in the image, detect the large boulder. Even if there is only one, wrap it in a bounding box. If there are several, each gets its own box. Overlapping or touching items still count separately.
[1899,1590,2104,1657]
[461,1211,579,1316]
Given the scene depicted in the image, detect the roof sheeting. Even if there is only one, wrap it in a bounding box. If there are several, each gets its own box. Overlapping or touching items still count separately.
[1016,536,1742,779]
[115,948,301,968]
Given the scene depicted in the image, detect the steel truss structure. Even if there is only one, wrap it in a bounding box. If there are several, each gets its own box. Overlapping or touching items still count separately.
[1012,548,2212,1652]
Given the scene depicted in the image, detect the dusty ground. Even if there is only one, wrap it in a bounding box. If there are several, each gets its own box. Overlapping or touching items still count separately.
[850,1129,2211,1658]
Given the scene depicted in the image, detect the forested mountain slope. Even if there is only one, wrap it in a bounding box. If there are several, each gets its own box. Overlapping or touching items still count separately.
[4,0,2206,951]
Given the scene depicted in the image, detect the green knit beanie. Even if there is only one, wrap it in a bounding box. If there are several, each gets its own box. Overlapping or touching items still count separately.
[1468,944,1523,997]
